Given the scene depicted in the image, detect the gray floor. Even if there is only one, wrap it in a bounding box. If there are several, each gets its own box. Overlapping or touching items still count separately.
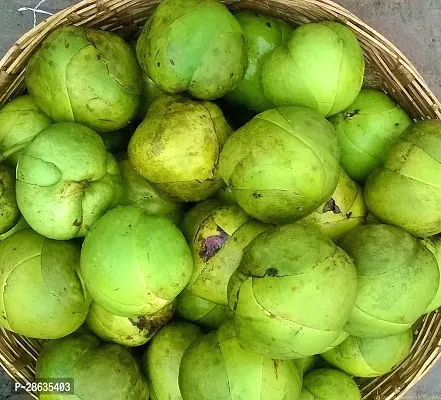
[0,0,440,399]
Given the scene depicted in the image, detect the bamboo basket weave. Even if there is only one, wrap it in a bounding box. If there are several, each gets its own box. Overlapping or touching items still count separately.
[1,0,441,399]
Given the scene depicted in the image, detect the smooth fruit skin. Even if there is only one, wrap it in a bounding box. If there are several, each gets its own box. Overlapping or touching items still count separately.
[118,157,185,224]
[322,329,413,377]
[0,217,29,242]
[36,333,149,400]
[420,235,441,313]
[128,94,232,202]
[85,301,174,347]
[330,89,412,183]
[176,289,232,329]
[261,21,364,117]
[224,11,293,112]
[365,120,441,237]
[219,106,340,224]
[179,321,302,400]
[293,356,316,376]
[182,200,270,305]
[0,95,53,165]
[299,369,361,400]
[142,322,202,400]
[136,0,248,100]
[301,168,367,241]
[81,205,193,317]
[340,224,439,338]
[0,165,20,235]
[26,26,142,133]
[228,224,358,359]
[0,229,91,339]
[16,122,122,240]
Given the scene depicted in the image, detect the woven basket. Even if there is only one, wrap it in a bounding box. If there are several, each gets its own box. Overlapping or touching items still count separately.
[1,0,441,399]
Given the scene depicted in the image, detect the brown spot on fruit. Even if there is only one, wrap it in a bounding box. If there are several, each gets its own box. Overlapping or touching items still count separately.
[199,228,229,261]
[253,191,262,199]
[344,109,360,119]
[265,268,278,277]
[273,360,279,379]
[73,219,81,227]
[323,198,341,214]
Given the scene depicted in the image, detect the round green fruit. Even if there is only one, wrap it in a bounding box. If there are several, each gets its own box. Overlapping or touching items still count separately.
[119,157,185,224]
[182,200,270,305]
[128,94,232,201]
[219,106,340,224]
[261,21,364,117]
[322,329,413,378]
[0,165,20,235]
[26,26,141,133]
[86,301,174,347]
[16,122,122,240]
[0,95,52,165]
[36,333,149,400]
[420,236,441,313]
[299,369,361,400]
[136,0,247,100]
[224,11,293,112]
[0,229,91,339]
[365,120,441,237]
[176,289,232,329]
[301,168,367,241]
[228,224,358,359]
[179,320,302,400]
[340,224,439,337]
[142,322,202,400]
[330,89,412,183]
[81,205,193,317]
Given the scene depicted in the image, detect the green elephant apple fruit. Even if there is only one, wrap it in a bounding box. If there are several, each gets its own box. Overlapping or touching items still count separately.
[142,322,202,400]
[136,0,247,100]
[224,11,293,112]
[420,236,441,313]
[0,165,20,235]
[299,369,361,400]
[365,120,441,237]
[86,301,174,347]
[330,89,412,182]
[129,94,232,201]
[179,320,302,400]
[322,329,413,378]
[340,224,439,337]
[176,289,232,329]
[0,217,29,242]
[219,106,340,224]
[119,157,185,224]
[81,205,193,317]
[228,224,358,359]
[261,21,364,117]
[0,95,52,165]
[301,168,367,241]
[36,332,149,400]
[26,26,141,133]
[16,122,123,240]
[0,229,91,339]
[182,200,270,305]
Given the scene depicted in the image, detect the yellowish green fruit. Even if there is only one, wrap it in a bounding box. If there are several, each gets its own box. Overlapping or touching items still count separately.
[129,94,232,202]
[0,95,52,165]
[182,200,270,305]
[142,322,202,400]
[219,106,340,224]
[86,302,174,347]
[322,329,413,377]
[136,0,248,100]
[0,165,20,235]
[0,217,29,242]
[176,289,232,329]
[420,236,441,313]
[179,320,302,400]
[340,224,439,337]
[301,168,367,241]
[0,229,91,339]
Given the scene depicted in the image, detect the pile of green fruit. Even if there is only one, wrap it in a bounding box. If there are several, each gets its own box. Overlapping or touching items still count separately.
[0,0,439,399]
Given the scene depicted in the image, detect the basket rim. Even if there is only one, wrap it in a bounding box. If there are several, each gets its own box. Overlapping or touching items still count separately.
[1,1,441,400]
